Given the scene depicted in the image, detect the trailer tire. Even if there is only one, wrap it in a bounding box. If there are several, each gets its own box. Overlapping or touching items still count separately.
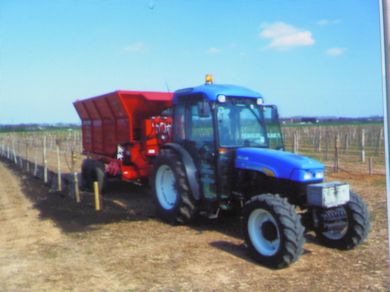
[81,159,106,194]
[152,149,197,224]
[92,163,106,194]
[314,192,370,249]
[81,159,94,190]
[243,194,305,269]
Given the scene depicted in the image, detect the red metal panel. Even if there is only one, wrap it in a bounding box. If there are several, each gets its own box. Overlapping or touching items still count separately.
[114,93,133,142]
[104,96,119,154]
[83,100,102,153]
[119,92,173,141]
[74,90,173,160]
[117,118,130,144]
[84,99,100,119]
[93,119,104,153]
[118,90,172,102]
[73,101,90,120]
[82,120,92,152]
[102,119,116,155]
[73,101,92,153]
[94,97,113,119]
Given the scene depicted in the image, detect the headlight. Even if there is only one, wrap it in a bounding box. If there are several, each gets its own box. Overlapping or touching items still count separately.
[315,171,324,179]
[290,169,324,182]
[217,94,226,103]
[303,171,313,180]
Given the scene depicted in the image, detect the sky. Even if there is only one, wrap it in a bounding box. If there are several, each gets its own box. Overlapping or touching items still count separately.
[0,0,384,124]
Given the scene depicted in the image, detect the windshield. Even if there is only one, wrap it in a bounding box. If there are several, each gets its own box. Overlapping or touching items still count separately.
[217,99,268,147]
[262,105,284,150]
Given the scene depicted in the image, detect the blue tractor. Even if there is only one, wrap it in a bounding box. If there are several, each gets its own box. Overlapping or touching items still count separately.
[152,76,370,268]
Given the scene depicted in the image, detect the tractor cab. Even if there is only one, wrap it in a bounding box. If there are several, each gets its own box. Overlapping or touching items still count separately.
[169,76,284,204]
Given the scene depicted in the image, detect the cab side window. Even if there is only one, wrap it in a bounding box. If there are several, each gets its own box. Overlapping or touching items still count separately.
[173,104,185,142]
[187,102,214,148]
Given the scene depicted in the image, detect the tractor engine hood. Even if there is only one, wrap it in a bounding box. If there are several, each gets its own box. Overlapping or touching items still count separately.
[235,148,325,183]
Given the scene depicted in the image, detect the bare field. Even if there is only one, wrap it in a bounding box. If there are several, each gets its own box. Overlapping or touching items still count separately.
[0,158,388,291]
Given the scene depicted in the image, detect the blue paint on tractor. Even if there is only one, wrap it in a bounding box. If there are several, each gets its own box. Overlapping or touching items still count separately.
[173,84,263,103]
[235,148,324,183]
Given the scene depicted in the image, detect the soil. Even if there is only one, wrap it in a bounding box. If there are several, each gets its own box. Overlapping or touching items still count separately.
[0,159,388,291]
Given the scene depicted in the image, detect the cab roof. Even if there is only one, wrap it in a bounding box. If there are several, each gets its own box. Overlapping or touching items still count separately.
[173,84,263,103]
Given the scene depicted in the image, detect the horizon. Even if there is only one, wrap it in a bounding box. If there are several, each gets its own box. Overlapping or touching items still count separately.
[0,115,384,127]
[0,1,384,123]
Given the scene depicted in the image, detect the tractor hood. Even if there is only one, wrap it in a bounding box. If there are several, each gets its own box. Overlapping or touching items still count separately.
[235,148,325,183]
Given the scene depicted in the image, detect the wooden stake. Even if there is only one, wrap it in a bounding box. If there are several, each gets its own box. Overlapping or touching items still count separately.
[293,132,299,153]
[344,133,349,154]
[71,149,76,173]
[43,136,48,184]
[334,134,339,173]
[361,129,366,163]
[56,144,61,192]
[74,172,80,203]
[317,127,322,152]
[26,139,29,173]
[33,151,38,177]
[368,157,373,175]
[324,132,329,160]
[12,139,17,164]
[18,139,23,168]
[94,181,101,211]
[376,128,383,156]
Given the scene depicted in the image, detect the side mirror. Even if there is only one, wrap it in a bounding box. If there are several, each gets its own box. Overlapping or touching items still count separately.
[262,105,279,122]
[198,100,211,118]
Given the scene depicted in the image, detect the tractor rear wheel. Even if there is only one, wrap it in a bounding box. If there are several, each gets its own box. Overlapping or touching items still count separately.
[243,194,305,269]
[314,192,369,249]
[152,149,197,224]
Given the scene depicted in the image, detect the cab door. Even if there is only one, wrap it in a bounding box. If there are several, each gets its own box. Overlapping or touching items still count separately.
[173,95,218,201]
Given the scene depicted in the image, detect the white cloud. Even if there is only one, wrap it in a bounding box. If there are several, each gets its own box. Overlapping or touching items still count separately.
[317,19,341,26]
[326,47,346,57]
[208,47,221,54]
[123,42,147,53]
[260,22,315,50]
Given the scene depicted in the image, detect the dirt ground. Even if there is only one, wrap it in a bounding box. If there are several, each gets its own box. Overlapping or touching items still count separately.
[0,159,388,291]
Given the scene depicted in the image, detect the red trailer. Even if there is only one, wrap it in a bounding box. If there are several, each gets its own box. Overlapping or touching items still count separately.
[74,90,173,184]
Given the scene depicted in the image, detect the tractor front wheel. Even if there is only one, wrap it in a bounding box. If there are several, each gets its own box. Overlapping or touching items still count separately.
[243,194,305,269]
[152,149,197,224]
[314,192,370,249]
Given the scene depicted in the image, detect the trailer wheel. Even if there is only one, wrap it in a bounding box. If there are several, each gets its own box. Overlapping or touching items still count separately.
[152,149,197,224]
[81,159,94,190]
[314,192,369,249]
[243,194,305,269]
[81,159,106,194]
